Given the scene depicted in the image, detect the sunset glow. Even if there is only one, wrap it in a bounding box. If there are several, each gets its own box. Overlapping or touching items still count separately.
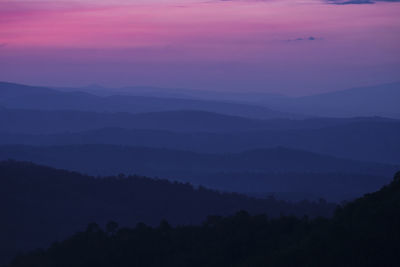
[1,0,399,94]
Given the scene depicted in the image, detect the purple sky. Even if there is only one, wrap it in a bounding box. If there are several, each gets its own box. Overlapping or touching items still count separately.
[0,0,399,95]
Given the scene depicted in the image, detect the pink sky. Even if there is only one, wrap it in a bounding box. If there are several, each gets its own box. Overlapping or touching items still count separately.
[0,0,399,95]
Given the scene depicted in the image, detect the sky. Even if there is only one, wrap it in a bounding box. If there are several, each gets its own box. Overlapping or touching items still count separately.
[0,0,399,95]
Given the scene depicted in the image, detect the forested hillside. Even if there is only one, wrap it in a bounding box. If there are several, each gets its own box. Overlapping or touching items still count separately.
[8,171,400,267]
[0,161,335,265]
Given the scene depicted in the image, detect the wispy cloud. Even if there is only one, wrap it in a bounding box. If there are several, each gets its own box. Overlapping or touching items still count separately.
[328,0,400,5]
[0,43,7,48]
[285,36,322,42]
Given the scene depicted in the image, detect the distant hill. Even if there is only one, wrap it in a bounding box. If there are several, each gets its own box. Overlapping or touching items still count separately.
[0,144,396,201]
[0,144,394,176]
[0,81,292,119]
[0,108,273,134]
[1,107,397,134]
[3,81,398,118]
[59,81,400,118]
[265,82,400,118]
[1,118,399,164]
[57,82,400,119]
[0,161,335,265]
[62,84,290,104]
[0,82,56,98]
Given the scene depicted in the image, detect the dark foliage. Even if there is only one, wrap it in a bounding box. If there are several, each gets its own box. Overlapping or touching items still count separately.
[0,161,335,265]
[8,172,400,267]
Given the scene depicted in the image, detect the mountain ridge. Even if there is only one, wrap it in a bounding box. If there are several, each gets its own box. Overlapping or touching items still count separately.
[0,81,293,119]
[0,144,396,201]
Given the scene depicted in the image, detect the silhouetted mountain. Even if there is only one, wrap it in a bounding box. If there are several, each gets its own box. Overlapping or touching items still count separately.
[1,119,399,164]
[0,144,396,201]
[0,161,335,265]
[0,82,291,119]
[8,171,400,267]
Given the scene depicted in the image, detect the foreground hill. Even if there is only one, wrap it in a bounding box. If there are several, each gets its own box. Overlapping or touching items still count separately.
[0,82,290,119]
[0,145,396,200]
[0,161,334,265]
[8,171,400,267]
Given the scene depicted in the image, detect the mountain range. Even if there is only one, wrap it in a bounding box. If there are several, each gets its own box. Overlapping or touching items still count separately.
[1,111,398,164]
[2,81,400,119]
[1,80,399,200]
[57,81,400,119]
[1,80,399,266]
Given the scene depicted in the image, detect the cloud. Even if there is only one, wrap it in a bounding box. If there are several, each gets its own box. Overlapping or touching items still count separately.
[0,43,7,48]
[328,0,374,4]
[328,0,400,4]
[285,36,321,42]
